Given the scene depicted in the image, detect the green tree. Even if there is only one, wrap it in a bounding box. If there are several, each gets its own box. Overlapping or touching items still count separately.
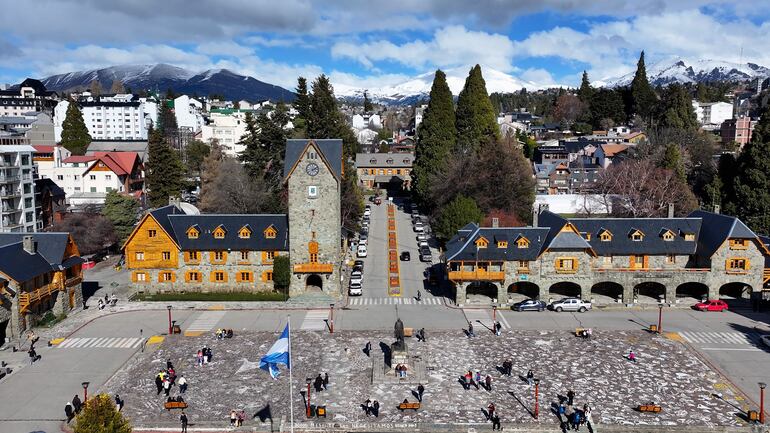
[185,139,210,176]
[733,111,770,233]
[434,194,483,241]
[73,393,131,433]
[307,74,359,156]
[146,128,184,208]
[157,100,177,137]
[102,191,139,243]
[414,70,456,207]
[60,101,91,155]
[257,102,290,185]
[292,77,310,136]
[660,143,686,181]
[455,65,499,152]
[660,84,698,130]
[273,255,291,294]
[630,51,657,120]
[577,71,594,104]
[237,112,261,177]
[363,90,374,112]
[589,89,626,128]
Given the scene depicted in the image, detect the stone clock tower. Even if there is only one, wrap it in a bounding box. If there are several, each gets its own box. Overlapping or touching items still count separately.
[283,139,342,297]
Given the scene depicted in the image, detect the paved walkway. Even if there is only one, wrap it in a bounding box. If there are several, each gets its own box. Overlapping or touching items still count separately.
[103,329,747,430]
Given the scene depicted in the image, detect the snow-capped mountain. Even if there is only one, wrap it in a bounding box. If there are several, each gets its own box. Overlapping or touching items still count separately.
[601,57,770,87]
[41,64,295,101]
[335,65,557,105]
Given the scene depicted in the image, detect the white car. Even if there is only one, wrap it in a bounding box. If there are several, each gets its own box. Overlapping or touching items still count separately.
[363,209,371,217]
[414,222,424,233]
[418,240,429,249]
[416,233,427,242]
[357,245,368,258]
[548,298,592,312]
[350,271,363,285]
[349,282,362,296]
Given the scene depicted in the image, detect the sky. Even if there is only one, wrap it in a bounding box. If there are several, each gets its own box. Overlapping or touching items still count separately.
[1,0,770,91]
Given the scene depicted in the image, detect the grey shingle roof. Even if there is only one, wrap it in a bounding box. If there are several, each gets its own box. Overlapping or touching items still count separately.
[688,210,759,258]
[355,153,413,168]
[0,232,73,266]
[284,139,343,180]
[148,205,186,243]
[445,223,549,261]
[167,214,289,252]
[0,242,55,282]
[570,218,701,255]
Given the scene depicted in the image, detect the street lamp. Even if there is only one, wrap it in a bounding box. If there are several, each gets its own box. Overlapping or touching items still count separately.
[760,382,767,424]
[329,303,335,334]
[657,304,663,334]
[306,378,313,418]
[167,305,172,335]
[534,378,540,419]
[492,306,497,329]
[82,381,90,406]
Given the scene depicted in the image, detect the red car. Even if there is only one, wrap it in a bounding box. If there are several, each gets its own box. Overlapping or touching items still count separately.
[693,299,728,312]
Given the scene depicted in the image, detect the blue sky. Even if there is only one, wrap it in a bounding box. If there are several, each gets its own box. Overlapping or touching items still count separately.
[1,1,769,90]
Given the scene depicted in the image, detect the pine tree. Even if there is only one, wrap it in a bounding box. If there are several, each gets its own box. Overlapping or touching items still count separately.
[578,71,594,104]
[258,102,290,186]
[363,90,373,112]
[733,111,770,233]
[184,139,210,176]
[307,74,359,156]
[273,255,291,295]
[237,112,261,177]
[60,101,91,155]
[434,194,483,241]
[413,70,456,207]
[146,128,184,208]
[157,100,177,137]
[589,88,626,128]
[455,65,499,152]
[102,190,138,243]
[660,84,698,130]
[630,51,657,120]
[292,77,310,136]
[73,394,132,433]
[660,143,686,181]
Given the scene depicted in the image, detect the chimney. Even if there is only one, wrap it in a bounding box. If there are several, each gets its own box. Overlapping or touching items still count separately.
[491,217,499,228]
[532,206,539,228]
[714,205,721,214]
[169,196,181,209]
[22,236,36,254]
[667,203,674,218]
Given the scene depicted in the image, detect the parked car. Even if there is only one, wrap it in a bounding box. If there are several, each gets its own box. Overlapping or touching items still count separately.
[359,234,368,245]
[363,209,371,217]
[418,240,429,249]
[760,335,770,349]
[357,245,368,258]
[419,247,432,262]
[349,282,363,296]
[352,265,363,274]
[548,297,592,312]
[354,259,364,268]
[416,233,427,242]
[400,251,411,261]
[512,299,547,312]
[350,271,363,285]
[693,299,728,312]
[414,222,425,233]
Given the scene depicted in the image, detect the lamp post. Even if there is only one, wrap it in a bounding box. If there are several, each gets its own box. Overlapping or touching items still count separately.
[167,305,172,335]
[657,304,663,334]
[306,378,312,418]
[82,381,90,407]
[534,378,540,419]
[760,382,767,424]
[492,306,497,327]
[329,303,335,334]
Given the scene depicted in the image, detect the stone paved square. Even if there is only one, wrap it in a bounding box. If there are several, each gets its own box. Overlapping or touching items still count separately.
[104,328,746,429]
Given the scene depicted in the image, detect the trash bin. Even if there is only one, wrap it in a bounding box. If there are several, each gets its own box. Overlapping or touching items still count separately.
[649,325,658,332]
[748,410,759,421]
[316,405,326,418]
[172,325,182,334]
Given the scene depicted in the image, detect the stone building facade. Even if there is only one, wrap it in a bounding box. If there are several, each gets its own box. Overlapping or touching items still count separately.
[446,209,769,306]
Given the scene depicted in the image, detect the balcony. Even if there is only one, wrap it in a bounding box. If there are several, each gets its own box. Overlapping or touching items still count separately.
[18,284,57,314]
[293,263,334,273]
[448,270,505,281]
[65,276,83,287]
[0,175,20,184]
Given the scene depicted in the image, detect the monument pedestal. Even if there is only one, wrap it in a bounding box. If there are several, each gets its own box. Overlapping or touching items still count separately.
[371,353,427,385]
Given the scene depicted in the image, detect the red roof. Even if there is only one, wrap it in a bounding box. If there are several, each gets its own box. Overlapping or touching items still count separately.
[86,152,140,176]
[32,145,55,153]
[62,155,97,163]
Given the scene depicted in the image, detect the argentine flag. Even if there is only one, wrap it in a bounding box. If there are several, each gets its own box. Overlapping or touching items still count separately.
[259,324,290,379]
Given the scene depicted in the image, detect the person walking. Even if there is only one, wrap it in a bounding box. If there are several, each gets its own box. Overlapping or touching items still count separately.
[163,378,171,396]
[584,404,594,433]
[230,410,237,426]
[115,394,123,412]
[526,369,534,386]
[314,374,323,392]
[571,410,582,431]
[180,412,188,433]
[567,389,575,406]
[72,395,82,414]
[323,373,329,390]
[155,374,163,395]
[365,341,372,356]
[416,290,422,302]
[491,413,501,430]
[468,321,475,338]
[364,399,372,416]
[485,375,492,391]
[628,349,637,363]
[475,371,482,386]
[65,402,74,422]
[495,321,502,336]
[487,402,496,420]
[372,400,380,417]
[178,375,188,393]
[417,383,425,402]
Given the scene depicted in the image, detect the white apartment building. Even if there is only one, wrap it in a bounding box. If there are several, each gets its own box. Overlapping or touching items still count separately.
[174,95,204,132]
[0,145,39,232]
[53,94,149,142]
[0,79,58,117]
[200,109,251,156]
[692,101,733,129]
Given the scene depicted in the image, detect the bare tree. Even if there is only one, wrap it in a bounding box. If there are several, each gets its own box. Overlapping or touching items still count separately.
[52,212,117,254]
[199,151,270,214]
[553,94,587,125]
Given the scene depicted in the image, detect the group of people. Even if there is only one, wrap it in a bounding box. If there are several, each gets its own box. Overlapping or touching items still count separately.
[215,329,234,340]
[486,402,502,430]
[461,370,493,391]
[196,347,213,366]
[558,399,594,431]
[64,394,83,422]
[229,409,246,426]
[577,328,593,339]
[313,373,329,392]
[363,399,380,417]
[97,293,118,310]
[394,364,408,378]
[155,359,187,398]
[27,330,41,365]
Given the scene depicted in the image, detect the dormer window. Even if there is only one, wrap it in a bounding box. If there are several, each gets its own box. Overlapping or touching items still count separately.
[729,239,749,250]
[475,236,489,249]
[516,237,529,249]
[238,225,252,239]
[497,241,508,248]
[598,229,612,242]
[213,225,227,239]
[186,226,200,239]
[264,225,277,239]
[629,229,644,241]
[661,230,675,241]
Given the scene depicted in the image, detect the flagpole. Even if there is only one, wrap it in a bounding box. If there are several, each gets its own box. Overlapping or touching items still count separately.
[288,315,294,433]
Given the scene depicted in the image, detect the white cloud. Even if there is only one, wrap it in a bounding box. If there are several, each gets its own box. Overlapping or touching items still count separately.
[519,68,556,85]
[196,42,254,57]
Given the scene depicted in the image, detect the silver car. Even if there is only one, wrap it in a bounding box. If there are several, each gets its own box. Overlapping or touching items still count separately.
[548,297,592,312]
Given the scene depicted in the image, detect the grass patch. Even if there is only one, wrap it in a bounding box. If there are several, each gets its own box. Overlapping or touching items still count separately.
[37,311,67,328]
[131,291,287,302]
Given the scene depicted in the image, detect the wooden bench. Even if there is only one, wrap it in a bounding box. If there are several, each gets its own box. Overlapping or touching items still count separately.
[398,402,420,411]
[637,404,661,413]
[164,401,188,410]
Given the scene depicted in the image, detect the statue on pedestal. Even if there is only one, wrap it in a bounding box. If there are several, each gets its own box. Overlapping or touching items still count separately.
[392,318,406,352]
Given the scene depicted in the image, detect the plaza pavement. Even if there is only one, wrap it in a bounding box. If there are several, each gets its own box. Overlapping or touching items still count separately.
[104,327,747,431]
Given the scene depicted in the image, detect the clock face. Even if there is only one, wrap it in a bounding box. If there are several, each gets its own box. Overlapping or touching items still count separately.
[306,162,319,176]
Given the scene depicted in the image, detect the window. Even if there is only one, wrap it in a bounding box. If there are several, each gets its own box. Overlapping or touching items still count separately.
[213,226,226,239]
[135,252,144,261]
[148,229,157,238]
[630,230,644,241]
[90,175,96,180]
[729,239,749,250]
[186,251,199,262]
[517,260,529,270]
[308,185,318,198]
[555,258,576,272]
[74,175,79,180]
[662,231,675,241]
[630,255,645,268]
[666,254,676,264]
[105,175,111,180]
[683,233,695,241]
[599,231,612,241]
[160,272,174,282]
[603,256,612,264]
[240,251,249,260]
[265,271,274,281]
[240,272,252,282]
[310,253,318,263]
[475,237,489,248]
[239,226,251,239]
[134,271,147,282]
[516,237,529,248]
[90,187,97,193]
[187,271,201,282]
[264,226,277,238]
[162,251,171,260]
[214,271,226,282]
[213,251,225,261]
[497,241,508,248]
[57,175,63,180]
[726,258,749,272]
[187,227,199,239]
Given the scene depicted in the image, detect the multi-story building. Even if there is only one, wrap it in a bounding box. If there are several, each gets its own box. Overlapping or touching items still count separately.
[0,233,83,340]
[53,94,149,142]
[445,208,769,306]
[354,152,413,190]
[0,79,58,117]
[200,109,253,156]
[0,112,56,147]
[0,146,38,232]
[692,101,733,130]
[123,139,342,297]
[174,95,204,132]
[721,116,756,148]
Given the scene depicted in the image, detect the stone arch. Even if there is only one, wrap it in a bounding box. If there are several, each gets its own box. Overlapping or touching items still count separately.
[549,282,581,298]
[591,282,624,304]
[676,282,709,303]
[467,281,498,300]
[306,274,323,291]
[719,282,752,300]
[508,281,540,301]
[634,282,666,303]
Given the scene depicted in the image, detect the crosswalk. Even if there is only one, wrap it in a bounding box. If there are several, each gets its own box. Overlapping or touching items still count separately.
[57,337,143,349]
[186,311,226,333]
[348,297,443,306]
[463,308,511,330]
[679,331,759,345]
[300,310,329,330]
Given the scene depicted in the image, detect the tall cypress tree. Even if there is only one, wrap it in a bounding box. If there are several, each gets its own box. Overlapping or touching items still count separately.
[660,84,698,130]
[413,70,456,206]
[733,111,770,233]
[157,100,177,137]
[578,71,594,104]
[60,101,91,155]
[292,77,310,136]
[455,65,499,152]
[660,143,686,181]
[363,90,373,112]
[630,51,657,120]
[238,112,262,178]
[146,128,185,208]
